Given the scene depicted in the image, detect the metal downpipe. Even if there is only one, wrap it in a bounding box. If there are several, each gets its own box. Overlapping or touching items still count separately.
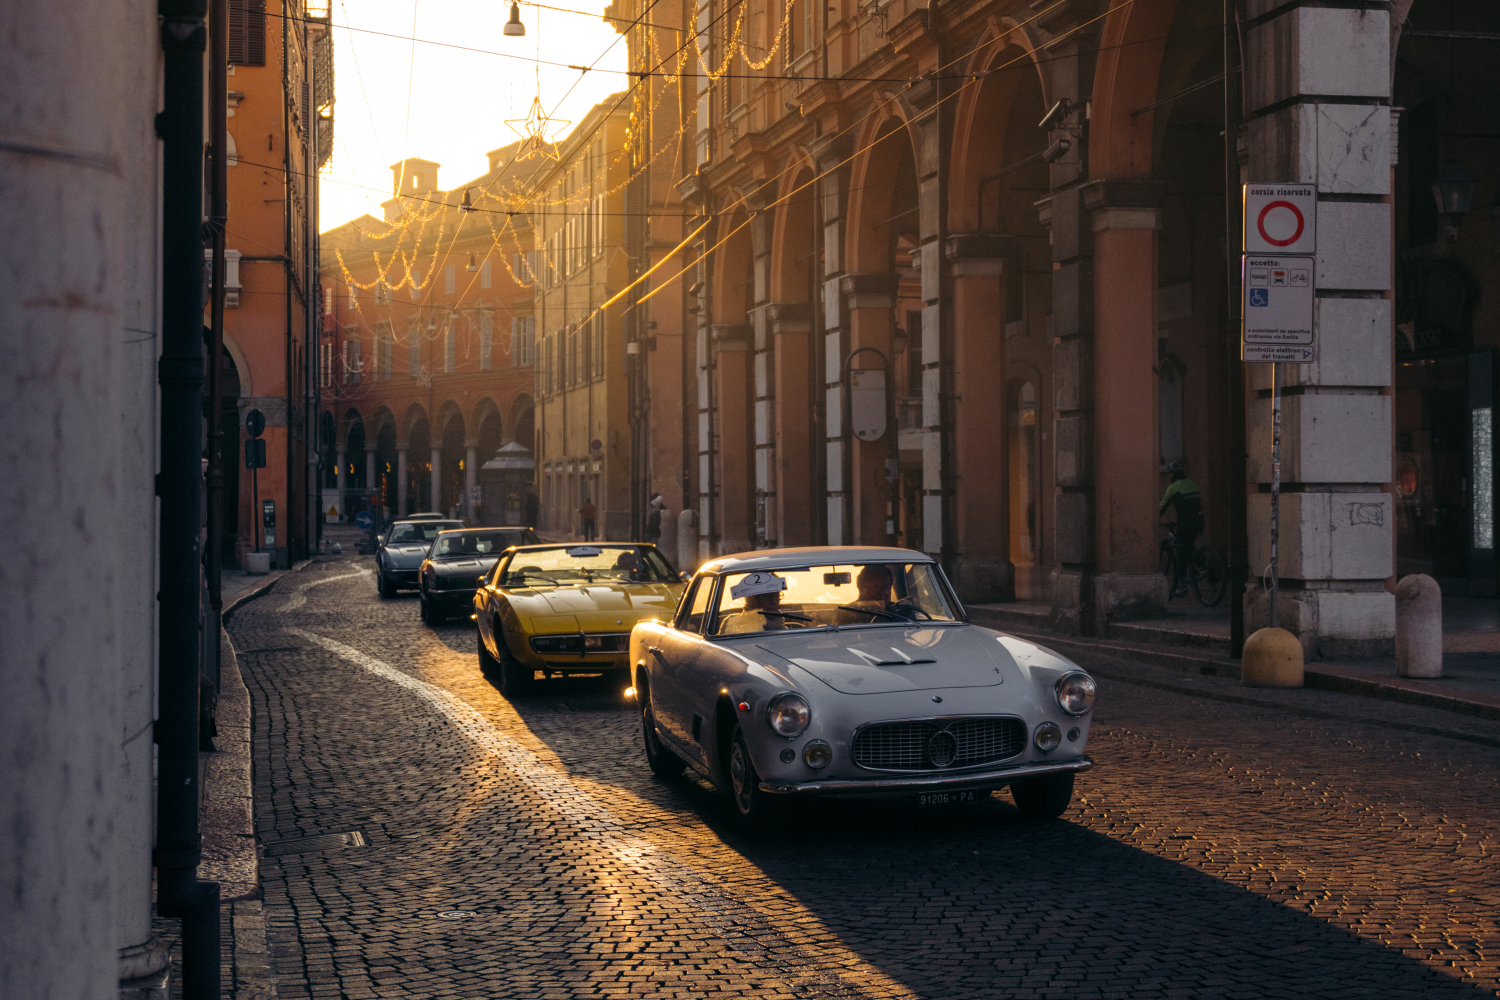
[157,2,222,996]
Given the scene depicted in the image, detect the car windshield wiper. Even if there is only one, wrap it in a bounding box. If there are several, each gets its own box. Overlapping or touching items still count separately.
[836,604,911,622]
[766,611,816,622]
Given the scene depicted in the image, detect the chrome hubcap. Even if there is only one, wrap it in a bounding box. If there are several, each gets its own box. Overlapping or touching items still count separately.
[729,742,753,813]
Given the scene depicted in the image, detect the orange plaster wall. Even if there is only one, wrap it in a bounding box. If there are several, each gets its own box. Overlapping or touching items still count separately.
[1092,226,1161,574]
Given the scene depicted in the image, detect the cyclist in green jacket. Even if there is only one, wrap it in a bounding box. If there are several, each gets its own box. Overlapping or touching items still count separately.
[1159,461,1204,598]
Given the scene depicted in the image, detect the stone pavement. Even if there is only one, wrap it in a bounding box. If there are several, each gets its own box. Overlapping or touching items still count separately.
[213,560,1500,998]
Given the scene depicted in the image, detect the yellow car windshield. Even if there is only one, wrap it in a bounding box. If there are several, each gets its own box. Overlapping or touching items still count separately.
[501,546,675,586]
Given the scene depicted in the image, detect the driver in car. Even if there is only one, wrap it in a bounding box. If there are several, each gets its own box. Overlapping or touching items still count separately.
[840,565,920,622]
[719,572,793,633]
[612,550,642,582]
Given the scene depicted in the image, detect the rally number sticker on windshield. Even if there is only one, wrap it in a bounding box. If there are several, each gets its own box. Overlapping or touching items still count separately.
[566,546,603,557]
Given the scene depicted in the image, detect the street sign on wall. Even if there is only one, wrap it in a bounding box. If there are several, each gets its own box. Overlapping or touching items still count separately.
[849,368,887,442]
[1242,255,1315,363]
[1243,183,1317,255]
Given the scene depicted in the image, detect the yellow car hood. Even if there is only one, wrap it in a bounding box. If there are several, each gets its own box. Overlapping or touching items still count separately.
[505,582,682,633]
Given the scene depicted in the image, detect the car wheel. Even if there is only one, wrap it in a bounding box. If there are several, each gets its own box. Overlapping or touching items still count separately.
[640,685,686,778]
[497,641,533,699]
[726,725,786,835]
[378,571,395,599]
[1011,772,1075,821]
[419,593,430,624]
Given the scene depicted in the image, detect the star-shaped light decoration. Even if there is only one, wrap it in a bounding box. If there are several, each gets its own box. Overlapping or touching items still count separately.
[415,365,433,388]
[506,96,569,161]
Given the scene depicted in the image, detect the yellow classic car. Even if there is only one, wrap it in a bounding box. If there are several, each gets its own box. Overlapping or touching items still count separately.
[474,543,686,696]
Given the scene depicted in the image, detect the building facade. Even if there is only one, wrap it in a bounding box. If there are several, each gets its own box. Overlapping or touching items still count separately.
[531,100,636,540]
[603,0,1500,657]
[220,0,329,567]
[319,147,539,523]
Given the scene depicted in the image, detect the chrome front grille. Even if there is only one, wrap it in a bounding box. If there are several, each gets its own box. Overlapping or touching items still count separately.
[851,717,1027,772]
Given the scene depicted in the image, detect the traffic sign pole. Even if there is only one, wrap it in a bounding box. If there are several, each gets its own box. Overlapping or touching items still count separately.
[1242,186,1317,636]
[1271,364,1281,630]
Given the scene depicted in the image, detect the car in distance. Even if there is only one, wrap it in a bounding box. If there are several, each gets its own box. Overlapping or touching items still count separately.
[629,546,1096,832]
[375,518,464,597]
[418,527,540,624]
[475,543,687,697]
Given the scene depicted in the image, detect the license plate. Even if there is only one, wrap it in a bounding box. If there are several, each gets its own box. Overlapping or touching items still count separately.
[917,790,977,808]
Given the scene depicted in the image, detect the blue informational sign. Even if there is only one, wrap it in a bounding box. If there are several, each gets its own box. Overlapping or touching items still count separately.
[355,511,374,530]
[1248,288,1269,307]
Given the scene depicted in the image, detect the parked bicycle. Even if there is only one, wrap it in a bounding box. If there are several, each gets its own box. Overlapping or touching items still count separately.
[1159,522,1227,607]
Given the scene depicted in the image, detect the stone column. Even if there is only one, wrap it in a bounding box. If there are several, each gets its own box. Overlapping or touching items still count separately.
[946,234,1014,602]
[808,131,853,544]
[904,75,950,563]
[335,446,347,491]
[711,324,753,554]
[770,303,813,546]
[1243,1,1395,656]
[464,438,479,523]
[1086,180,1168,621]
[365,448,376,495]
[841,273,899,546]
[430,446,442,514]
[396,442,408,516]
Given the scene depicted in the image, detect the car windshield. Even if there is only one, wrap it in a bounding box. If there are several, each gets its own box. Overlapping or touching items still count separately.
[500,545,677,586]
[432,529,538,558]
[708,562,958,636]
[387,521,463,544]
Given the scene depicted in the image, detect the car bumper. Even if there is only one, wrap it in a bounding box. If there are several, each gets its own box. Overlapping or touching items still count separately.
[426,588,477,606]
[383,568,420,586]
[759,756,1093,797]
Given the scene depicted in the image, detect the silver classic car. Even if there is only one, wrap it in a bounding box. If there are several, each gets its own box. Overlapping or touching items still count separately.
[630,546,1096,832]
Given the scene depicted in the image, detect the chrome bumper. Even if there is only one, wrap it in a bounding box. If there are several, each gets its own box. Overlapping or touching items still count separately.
[760,756,1093,796]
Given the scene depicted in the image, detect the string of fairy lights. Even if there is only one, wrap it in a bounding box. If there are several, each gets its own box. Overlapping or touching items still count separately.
[315,0,1140,401]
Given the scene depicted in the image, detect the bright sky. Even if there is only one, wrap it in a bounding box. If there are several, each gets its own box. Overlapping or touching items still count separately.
[319,0,628,230]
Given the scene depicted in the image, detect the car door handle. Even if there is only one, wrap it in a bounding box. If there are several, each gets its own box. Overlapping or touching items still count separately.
[650,646,666,661]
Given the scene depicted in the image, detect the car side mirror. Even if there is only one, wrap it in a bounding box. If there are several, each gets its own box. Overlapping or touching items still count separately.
[477,574,487,585]
[680,571,691,583]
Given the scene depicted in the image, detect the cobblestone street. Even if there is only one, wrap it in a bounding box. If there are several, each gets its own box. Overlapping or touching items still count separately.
[230,559,1500,999]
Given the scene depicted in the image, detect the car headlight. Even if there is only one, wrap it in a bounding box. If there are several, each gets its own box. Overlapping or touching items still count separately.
[1034,721,1063,753]
[802,740,832,769]
[1055,671,1096,716]
[765,693,810,738]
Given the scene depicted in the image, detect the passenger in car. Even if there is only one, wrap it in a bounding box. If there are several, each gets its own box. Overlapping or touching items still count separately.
[720,590,791,633]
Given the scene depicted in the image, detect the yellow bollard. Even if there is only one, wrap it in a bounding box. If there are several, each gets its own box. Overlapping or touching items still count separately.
[1241,627,1304,688]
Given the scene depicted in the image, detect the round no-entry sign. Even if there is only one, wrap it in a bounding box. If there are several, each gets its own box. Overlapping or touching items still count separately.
[1256,201,1305,247]
[1243,183,1317,255]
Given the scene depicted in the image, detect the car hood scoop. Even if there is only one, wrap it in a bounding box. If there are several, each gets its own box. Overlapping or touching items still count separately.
[757,627,1009,695]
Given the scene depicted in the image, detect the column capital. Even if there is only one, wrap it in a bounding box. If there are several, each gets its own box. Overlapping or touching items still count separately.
[463,438,480,449]
[840,272,899,310]
[396,440,410,451]
[710,324,752,352]
[945,233,1013,276]
[1081,177,1166,212]
[768,301,813,334]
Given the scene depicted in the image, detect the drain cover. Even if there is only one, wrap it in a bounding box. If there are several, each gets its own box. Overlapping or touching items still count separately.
[263,830,368,857]
[436,910,479,920]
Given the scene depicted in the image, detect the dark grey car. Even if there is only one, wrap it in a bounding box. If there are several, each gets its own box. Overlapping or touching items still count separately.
[375,519,463,597]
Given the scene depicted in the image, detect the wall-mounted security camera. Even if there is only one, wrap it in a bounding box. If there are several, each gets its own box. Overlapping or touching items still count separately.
[1044,137,1071,163]
[1038,98,1075,132]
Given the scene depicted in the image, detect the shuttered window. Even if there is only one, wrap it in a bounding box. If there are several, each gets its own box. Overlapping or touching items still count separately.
[228,0,267,67]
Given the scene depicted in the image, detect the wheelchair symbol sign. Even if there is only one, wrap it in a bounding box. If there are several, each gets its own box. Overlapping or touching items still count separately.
[1248,288,1269,307]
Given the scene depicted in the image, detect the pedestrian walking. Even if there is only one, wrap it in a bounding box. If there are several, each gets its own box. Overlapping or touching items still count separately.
[645,492,665,544]
[579,497,597,542]
[523,489,540,528]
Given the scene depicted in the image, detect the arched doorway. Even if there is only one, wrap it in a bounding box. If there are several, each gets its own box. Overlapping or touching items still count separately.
[439,411,466,515]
